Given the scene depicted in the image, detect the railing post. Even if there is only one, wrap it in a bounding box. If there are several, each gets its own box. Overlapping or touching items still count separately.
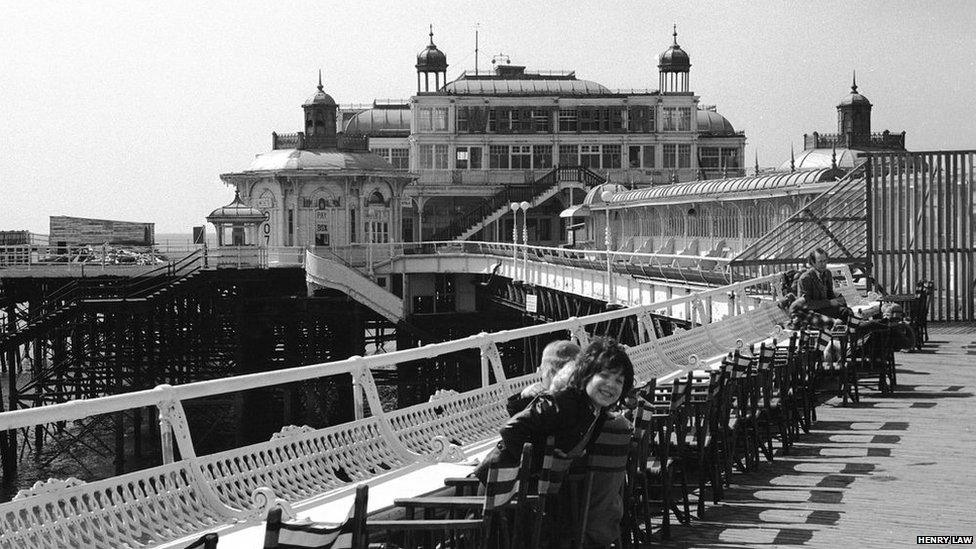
[352,363,365,421]
[478,333,491,388]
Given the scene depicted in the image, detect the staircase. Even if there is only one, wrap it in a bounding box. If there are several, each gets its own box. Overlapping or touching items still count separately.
[431,166,606,242]
[305,249,404,322]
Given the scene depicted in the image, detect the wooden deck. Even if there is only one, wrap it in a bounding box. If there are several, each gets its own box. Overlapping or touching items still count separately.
[658,323,976,548]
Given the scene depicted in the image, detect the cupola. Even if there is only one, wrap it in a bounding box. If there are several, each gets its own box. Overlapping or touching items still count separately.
[416,25,448,93]
[658,25,691,93]
[302,70,338,149]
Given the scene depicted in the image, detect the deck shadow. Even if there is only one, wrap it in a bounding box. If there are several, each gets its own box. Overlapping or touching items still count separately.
[652,418,896,548]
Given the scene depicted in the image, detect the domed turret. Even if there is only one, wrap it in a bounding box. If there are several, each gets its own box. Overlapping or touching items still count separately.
[302,70,338,149]
[659,25,691,93]
[836,71,872,147]
[416,25,448,93]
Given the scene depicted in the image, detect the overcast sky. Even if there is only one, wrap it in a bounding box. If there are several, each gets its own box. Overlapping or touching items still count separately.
[2,1,974,235]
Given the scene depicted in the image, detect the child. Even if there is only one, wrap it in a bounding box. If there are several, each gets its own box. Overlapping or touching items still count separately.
[506,340,580,416]
[475,337,634,481]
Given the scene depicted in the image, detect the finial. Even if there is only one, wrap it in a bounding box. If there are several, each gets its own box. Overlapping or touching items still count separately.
[790,144,796,173]
[831,142,837,170]
[606,170,611,184]
[429,24,434,45]
[754,149,760,174]
[851,70,858,93]
[317,69,323,92]
[673,23,678,45]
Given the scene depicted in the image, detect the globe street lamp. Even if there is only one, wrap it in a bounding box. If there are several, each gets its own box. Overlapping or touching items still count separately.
[510,202,520,281]
[520,201,530,283]
[601,190,615,304]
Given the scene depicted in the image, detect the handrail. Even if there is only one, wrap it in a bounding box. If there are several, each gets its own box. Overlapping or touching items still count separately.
[0,272,779,432]
[430,166,604,241]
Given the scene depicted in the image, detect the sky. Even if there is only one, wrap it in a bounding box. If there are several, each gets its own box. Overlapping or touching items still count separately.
[2,1,975,235]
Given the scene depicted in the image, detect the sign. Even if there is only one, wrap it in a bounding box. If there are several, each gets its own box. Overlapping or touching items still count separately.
[525,294,538,313]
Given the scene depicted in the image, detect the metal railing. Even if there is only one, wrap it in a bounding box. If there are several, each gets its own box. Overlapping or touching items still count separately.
[0,271,779,436]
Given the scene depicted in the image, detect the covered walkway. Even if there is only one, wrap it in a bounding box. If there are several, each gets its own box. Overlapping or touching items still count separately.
[659,323,975,548]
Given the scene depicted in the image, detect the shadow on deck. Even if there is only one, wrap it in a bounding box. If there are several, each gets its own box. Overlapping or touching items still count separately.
[657,323,976,548]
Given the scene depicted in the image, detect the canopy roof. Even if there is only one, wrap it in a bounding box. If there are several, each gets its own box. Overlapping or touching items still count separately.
[207,192,265,222]
[343,108,411,136]
[609,168,841,207]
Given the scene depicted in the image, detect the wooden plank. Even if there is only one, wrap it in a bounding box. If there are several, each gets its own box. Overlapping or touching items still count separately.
[658,324,976,547]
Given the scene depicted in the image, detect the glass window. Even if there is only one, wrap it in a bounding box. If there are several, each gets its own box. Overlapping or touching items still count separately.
[434,144,448,168]
[678,144,691,168]
[558,109,578,132]
[610,108,624,132]
[628,106,655,132]
[417,108,433,132]
[489,145,509,169]
[390,148,409,170]
[461,106,488,133]
[721,147,741,168]
[662,107,677,131]
[532,109,551,133]
[533,145,553,169]
[512,108,534,132]
[558,144,577,166]
[369,221,389,243]
[642,145,655,168]
[371,147,389,159]
[457,146,483,169]
[419,144,434,169]
[678,108,692,131]
[602,144,621,169]
[579,108,596,132]
[494,107,511,133]
[663,144,676,168]
[511,145,532,169]
[699,147,721,169]
[580,144,601,168]
[628,145,642,168]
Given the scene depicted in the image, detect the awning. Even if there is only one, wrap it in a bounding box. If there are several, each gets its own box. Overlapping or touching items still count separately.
[559,205,591,218]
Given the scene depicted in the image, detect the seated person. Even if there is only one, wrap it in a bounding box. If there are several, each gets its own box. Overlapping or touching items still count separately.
[475,338,634,548]
[474,337,633,479]
[792,248,847,318]
[506,340,580,416]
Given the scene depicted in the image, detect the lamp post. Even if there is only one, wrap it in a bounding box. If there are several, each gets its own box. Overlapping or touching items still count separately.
[601,190,615,304]
[510,202,520,281]
[520,201,530,284]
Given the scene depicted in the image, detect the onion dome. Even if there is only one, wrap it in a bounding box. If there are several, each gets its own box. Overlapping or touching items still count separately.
[658,25,691,72]
[416,25,448,71]
[304,70,336,106]
[837,71,871,107]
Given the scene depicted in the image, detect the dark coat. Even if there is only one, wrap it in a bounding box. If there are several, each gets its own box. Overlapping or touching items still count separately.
[474,388,606,482]
[797,267,840,315]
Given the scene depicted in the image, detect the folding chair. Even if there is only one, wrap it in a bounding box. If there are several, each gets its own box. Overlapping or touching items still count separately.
[632,387,690,541]
[184,533,219,549]
[264,486,366,549]
[372,443,534,549]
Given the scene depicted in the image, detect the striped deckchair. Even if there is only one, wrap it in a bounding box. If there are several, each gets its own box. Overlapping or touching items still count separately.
[263,485,366,549]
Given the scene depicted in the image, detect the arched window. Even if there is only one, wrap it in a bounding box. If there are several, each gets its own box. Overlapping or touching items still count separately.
[367,191,386,206]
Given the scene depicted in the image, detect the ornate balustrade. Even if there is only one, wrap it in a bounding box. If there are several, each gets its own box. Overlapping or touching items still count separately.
[804,131,906,150]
